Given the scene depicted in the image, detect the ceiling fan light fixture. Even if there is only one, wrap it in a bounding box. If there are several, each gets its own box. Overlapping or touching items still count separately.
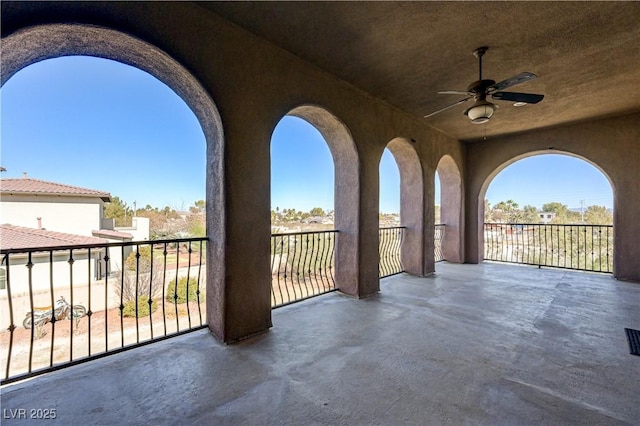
[466,100,496,124]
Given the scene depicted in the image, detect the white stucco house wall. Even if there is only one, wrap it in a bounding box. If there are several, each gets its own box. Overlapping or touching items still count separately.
[0,176,140,298]
[0,175,114,235]
[0,176,153,325]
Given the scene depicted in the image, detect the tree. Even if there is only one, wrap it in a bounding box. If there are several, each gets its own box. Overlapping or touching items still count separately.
[190,199,205,214]
[116,246,164,314]
[187,214,206,236]
[584,205,612,225]
[494,199,522,223]
[136,209,171,233]
[104,196,132,227]
[522,205,540,224]
[484,199,492,223]
[542,202,568,216]
[310,207,325,217]
[543,202,581,224]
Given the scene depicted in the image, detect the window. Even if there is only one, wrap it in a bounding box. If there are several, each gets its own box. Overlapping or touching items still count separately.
[95,259,103,280]
[0,267,6,290]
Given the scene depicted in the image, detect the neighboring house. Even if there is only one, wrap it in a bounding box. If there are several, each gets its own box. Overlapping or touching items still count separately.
[114,216,150,241]
[538,211,556,224]
[0,175,145,295]
[0,224,110,292]
[1,174,112,236]
[0,174,147,242]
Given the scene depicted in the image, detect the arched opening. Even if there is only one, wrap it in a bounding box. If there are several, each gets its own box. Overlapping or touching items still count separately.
[2,55,206,228]
[384,138,425,276]
[378,147,401,277]
[434,171,443,262]
[269,115,335,306]
[379,148,400,226]
[276,105,360,297]
[480,152,615,273]
[1,24,227,341]
[436,155,463,263]
[271,116,334,227]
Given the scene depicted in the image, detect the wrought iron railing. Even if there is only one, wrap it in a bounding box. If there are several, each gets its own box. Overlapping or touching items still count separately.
[0,237,207,384]
[484,223,613,273]
[379,227,405,277]
[270,230,337,308]
[435,224,445,262]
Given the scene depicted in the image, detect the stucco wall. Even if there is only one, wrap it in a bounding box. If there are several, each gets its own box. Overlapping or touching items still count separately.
[465,113,640,282]
[0,195,104,235]
[4,1,590,343]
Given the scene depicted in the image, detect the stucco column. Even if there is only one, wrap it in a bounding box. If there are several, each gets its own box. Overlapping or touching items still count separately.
[612,153,640,282]
[421,163,437,275]
[388,139,426,276]
[438,156,465,263]
[207,119,273,343]
[357,152,383,297]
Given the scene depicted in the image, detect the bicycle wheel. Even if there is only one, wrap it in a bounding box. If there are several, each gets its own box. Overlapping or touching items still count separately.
[72,305,87,318]
[23,315,33,329]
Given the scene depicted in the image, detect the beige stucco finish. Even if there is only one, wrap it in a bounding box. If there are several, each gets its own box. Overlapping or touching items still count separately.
[465,113,640,282]
[1,2,637,343]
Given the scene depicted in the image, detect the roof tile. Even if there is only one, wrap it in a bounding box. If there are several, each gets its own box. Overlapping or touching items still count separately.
[1,178,111,201]
[0,224,109,250]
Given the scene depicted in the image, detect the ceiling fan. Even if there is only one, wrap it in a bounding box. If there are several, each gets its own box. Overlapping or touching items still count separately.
[424,46,544,124]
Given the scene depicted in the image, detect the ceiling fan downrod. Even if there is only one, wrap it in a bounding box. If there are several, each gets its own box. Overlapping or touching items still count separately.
[473,46,489,81]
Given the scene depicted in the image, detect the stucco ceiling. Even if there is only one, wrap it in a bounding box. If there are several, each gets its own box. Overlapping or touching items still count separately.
[201,1,640,142]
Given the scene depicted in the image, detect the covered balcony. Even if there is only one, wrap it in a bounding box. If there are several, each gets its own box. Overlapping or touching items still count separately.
[2,262,639,424]
[1,2,639,424]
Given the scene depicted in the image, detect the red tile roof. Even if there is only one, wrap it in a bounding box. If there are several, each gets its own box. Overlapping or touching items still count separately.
[92,229,133,240]
[0,178,111,202]
[0,224,109,250]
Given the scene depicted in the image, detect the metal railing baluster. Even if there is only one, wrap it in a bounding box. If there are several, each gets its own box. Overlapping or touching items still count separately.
[87,248,92,357]
[378,227,407,277]
[3,254,15,379]
[27,252,35,374]
[49,251,56,367]
[0,237,208,385]
[104,249,110,352]
[196,242,203,325]
[185,241,193,329]
[483,223,613,274]
[161,243,168,336]
[270,230,338,308]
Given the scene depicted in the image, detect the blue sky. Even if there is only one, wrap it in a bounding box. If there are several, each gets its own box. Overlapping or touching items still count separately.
[484,154,612,210]
[1,56,612,213]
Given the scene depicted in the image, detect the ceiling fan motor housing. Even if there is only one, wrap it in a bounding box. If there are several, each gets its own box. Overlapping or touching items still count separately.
[467,79,496,96]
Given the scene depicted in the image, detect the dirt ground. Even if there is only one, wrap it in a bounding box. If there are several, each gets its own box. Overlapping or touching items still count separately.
[2,272,334,382]
[1,300,206,380]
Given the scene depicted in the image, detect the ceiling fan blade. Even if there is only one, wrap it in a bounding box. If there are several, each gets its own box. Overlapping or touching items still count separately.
[438,90,471,95]
[489,72,537,91]
[424,97,471,118]
[492,92,544,104]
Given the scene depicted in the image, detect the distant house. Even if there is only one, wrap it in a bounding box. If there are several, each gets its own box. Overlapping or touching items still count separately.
[0,224,110,292]
[1,175,113,236]
[0,175,144,296]
[0,174,147,241]
[538,212,556,224]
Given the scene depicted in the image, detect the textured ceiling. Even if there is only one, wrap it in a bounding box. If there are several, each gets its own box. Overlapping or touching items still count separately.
[201,1,640,142]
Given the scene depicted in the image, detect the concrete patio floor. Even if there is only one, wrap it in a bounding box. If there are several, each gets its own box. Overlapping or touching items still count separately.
[2,262,639,425]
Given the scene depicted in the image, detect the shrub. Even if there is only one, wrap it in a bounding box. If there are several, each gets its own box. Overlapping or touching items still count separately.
[122,297,158,318]
[166,276,200,304]
[115,247,163,308]
[125,246,152,272]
